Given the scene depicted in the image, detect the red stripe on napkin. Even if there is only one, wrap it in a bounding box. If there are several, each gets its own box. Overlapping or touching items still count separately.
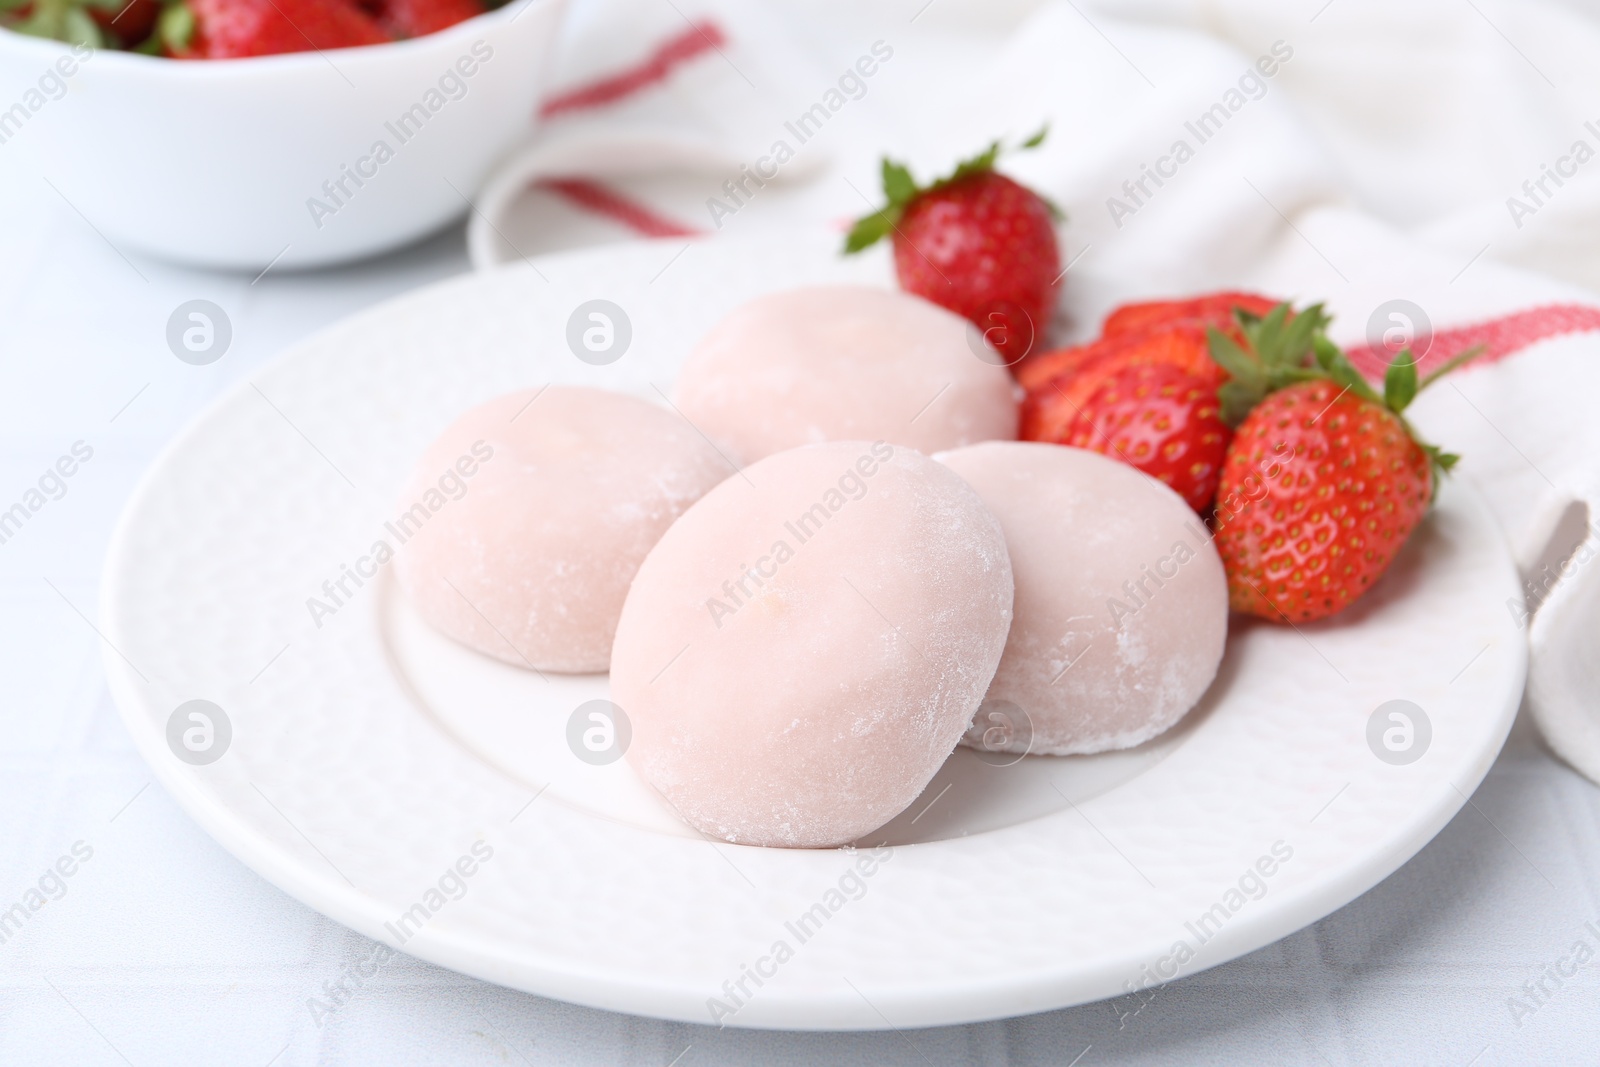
[541,178,702,238]
[540,20,729,118]
[1346,303,1600,379]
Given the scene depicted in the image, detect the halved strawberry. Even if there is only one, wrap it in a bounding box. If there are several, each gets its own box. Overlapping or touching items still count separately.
[1018,323,1239,460]
[1017,320,1229,395]
[1015,293,1281,394]
[1016,336,1116,396]
[1102,292,1281,338]
[1059,361,1233,513]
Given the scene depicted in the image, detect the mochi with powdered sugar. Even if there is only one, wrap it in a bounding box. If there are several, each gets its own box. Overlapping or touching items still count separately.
[610,441,1014,848]
[394,386,731,673]
[674,285,1018,465]
[938,441,1227,756]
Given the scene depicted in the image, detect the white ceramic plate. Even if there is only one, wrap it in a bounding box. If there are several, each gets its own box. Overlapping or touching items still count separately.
[100,232,1526,1030]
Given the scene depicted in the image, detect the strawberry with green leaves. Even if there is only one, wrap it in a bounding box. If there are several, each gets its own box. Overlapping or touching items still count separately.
[3,0,400,53]
[846,129,1062,367]
[2,0,152,48]
[1208,302,1479,623]
[162,0,386,57]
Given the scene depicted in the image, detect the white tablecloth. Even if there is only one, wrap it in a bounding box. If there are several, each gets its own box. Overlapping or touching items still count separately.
[3,0,1600,1063]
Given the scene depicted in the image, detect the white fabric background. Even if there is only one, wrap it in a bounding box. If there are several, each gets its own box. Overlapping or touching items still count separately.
[2,0,1600,1063]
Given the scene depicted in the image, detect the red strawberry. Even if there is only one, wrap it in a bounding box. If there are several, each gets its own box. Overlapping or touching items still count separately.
[846,129,1062,367]
[363,0,480,39]
[1102,292,1280,338]
[94,0,160,46]
[1017,320,1225,395]
[1016,292,1282,392]
[1015,336,1110,395]
[1208,302,1480,622]
[1016,344,1102,412]
[1055,362,1231,513]
[166,0,387,57]
[1018,322,1232,452]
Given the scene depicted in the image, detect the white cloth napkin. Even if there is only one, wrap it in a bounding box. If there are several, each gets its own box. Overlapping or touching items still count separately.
[469,0,1600,785]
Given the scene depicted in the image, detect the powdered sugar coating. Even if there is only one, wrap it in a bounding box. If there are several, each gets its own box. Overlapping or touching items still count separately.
[938,442,1227,755]
[674,285,1018,464]
[394,387,732,673]
[611,442,1014,848]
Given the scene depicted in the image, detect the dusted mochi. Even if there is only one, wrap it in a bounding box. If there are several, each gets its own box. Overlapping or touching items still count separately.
[674,285,1018,464]
[394,387,730,673]
[611,441,1014,848]
[939,442,1227,755]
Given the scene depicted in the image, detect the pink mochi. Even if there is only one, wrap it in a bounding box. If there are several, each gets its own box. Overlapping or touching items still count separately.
[938,442,1228,755]
[394,387,731,673]
[674,285,1018,464]
[610,442,1014,848]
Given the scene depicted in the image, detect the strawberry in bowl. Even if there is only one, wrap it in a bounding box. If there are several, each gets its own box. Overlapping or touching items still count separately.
[162,0,390,58]
[0,0,565,268]
[3,0,487,54]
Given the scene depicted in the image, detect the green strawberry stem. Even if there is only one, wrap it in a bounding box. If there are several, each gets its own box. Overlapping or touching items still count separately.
[1207,301,1484,493]
[843,125,1056,254]
[9,0,105,45]
[1418,345,1485,391]
[1208,302,1332,425]
[4,0,179,49]
[1383,347,1418,411]
[155,0,191,52]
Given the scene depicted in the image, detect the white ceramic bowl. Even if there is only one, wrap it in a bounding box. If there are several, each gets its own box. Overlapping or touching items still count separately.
[0,0,566,270]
